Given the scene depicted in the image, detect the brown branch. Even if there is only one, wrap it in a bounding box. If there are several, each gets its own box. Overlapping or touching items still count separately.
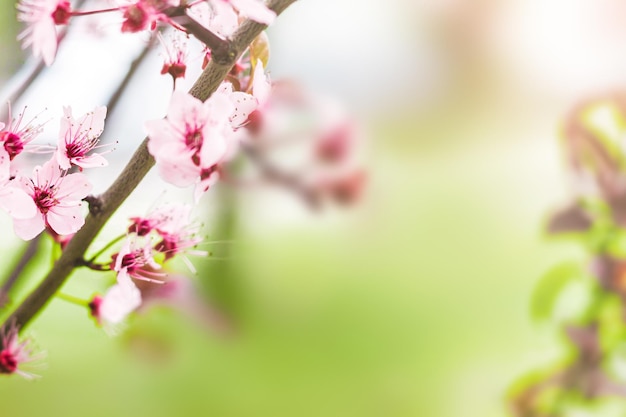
[2,0,298,331]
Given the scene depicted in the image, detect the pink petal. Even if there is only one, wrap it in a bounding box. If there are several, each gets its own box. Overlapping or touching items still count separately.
[55,172,92,201]
[73,153,108,169]
[167,92,208,133]
[34,159,61,188]
[145,119,177,148]
[230,0,276,25]
[55,148,72,170]
[58,106,73,142]
[194,170,220,202]
[252,60,271,104]
[0,148,10,182]
[205,91,235,124]
[229,92,257,127]
[156,157,199,187]
[46,205,85,235]
[0,186,37,219]
[199,128,228,167]
[77,106,107,136]
[147,125,189,158]
[100,270,142,324]
[209,1,238,36]
[32,21,58,66]
[13,213,45,240]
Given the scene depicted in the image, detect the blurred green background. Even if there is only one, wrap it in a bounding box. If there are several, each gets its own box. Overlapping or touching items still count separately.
[1,0,618,416]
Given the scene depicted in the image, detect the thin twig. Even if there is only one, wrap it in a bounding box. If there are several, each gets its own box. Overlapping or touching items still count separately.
[0,236,41,309]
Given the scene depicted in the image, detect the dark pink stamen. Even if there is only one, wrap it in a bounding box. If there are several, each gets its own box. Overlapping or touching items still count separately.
[0,131,25,160]
[52,1,72,25]
[0,350,17,374]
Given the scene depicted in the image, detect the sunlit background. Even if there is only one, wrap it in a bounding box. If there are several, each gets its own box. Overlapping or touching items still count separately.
[2,0,625,416]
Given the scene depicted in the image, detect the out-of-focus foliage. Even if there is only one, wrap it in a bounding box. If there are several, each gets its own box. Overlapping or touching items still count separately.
[511,97,626,416]
[0,0,23,82]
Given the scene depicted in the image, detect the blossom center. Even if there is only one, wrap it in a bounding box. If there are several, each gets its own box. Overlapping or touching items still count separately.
[185,128,203,165]
[88,296,103,321]
[121,3,149,33]
[129,218,153,236]
[154,237,178,260]
[34,187,58,213]
[52,1,72,25]
[0,132,24,160]
[0,349,17,374]
[162,62,186,80]
[65,138,95,160]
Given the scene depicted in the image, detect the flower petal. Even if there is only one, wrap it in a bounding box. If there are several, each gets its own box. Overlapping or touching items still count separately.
[13,213,45,240]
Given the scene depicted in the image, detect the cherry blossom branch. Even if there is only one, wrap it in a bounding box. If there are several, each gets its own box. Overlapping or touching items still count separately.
[2,0,297,331]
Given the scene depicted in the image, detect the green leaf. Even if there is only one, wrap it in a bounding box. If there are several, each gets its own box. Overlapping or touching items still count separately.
[531,262,585,322]
[581,102,626,168]
[597,294,626,352]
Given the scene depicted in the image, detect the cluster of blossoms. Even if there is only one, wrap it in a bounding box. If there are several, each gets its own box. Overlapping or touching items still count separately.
[88,203,204,328]
[0,0,364,379]
[0,105,107,241]
[17,0,276,66]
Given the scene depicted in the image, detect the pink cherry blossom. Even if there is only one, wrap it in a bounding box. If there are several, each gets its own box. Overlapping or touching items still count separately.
[224,61,270,130]
[0,322,41,379]
[146,91,235,195]
[158,33,187,84]
[129,203,194,236]
[112,236,164,283]
[89,270,141,325]
[17,0,72,65]
[150,204,205,261]
[0,105,46,160]
[13,158,92,240]
[128,204,205,270]
[316,120,357,164]
[56,105,108,170]
[120,0,178,33]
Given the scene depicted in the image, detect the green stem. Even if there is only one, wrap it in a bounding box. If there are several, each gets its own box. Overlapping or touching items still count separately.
[55,292,89,307]
[85,234,126,264]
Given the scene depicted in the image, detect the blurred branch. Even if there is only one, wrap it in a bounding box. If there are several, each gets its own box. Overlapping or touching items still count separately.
[104,34,157,120]
[0,0,89,120]
[0,236,41,309]
[240,142,321,208]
